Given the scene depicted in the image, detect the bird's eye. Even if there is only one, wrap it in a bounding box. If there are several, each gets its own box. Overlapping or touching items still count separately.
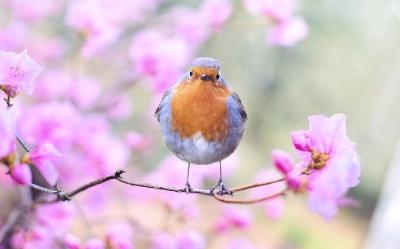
[189,71,193,77]
[216,73,220,80]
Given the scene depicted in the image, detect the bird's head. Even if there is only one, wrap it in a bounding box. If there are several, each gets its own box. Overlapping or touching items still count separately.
[189,57,222,83]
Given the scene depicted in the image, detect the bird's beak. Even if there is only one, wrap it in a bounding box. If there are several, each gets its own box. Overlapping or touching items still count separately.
[200,74,212,81]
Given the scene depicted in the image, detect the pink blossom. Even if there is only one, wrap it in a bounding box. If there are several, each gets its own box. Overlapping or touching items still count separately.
[105,93,134,120]
[106,222,134,249]
[176,230,206,249]
[66,0,163,34]
[29,143,62,186]
[18,101,81,147]
[292,114,361,219]
[64,234,81,249]
[172,8,210,46]
[10,227,56,248]
[223,207,252,228]
[10,230,28,249]
[243,0,298,21]
[18,101,129,188]
[214,207,252,233]
[250,169,285,220]
[171,0,231,47]
[267,17,309,47]
[28,37,66,63]
[291,129,312,152]
[129,30,191,93]
[68,75,101,110]
[6,0,63,22]
[285,167,307,192]
[271,150,307,192]
[65,0,164,58]
[125,131,152,152]
[75,116,129,176]
[0,50,42,97]
[33,71,100,109]
[35,203,75,232]
[30,143,62,161]
[150,232,177,249]
[10,163,32,185]
[84,238,105,249]
[110,0,164,25]
[79,185,111,218]
[226,238,256,249]
[65,0,121,57]
[272,149,294,174]
[33,70,71,101]
[0,22,27,51]
[200,0,232,30]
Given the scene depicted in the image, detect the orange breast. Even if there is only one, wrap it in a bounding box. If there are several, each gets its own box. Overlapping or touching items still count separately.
[171,79,231,142]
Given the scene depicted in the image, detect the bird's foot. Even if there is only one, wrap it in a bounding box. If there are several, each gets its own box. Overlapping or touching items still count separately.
[180,183,193,194]
[210,180,232,196]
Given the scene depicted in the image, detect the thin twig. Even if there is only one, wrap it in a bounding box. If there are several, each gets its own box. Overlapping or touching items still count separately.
[0,207,22,245]
[36,170,126,204]
[117,177,213,196]
[34,169,295,206]
[16,135,30,152]
[212,189,288,204]
[3,95,12,108]
[230,178,286,193]
[66,170,125,199]
[29,183,60,194]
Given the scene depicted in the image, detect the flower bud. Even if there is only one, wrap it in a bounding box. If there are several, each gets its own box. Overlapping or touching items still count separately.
[272,149,294,175]
[10,163,32,185]
[64,234,81,249]
[84,238,105,249]
[291,130,312,152]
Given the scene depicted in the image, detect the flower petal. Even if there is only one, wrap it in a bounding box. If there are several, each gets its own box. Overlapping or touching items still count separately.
[35,160,58,186]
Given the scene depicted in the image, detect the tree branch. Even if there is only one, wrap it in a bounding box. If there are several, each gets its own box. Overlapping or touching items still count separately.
[10,112,295,205]
[230,178,285,193]
[0,207,22,245]
[34,169,292,205]
[212,189,287,204]
[35,170,126,204]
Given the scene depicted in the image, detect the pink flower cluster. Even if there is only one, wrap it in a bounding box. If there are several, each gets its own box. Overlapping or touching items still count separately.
[10,203,75,248]
[0,50,41,98]
[150,230,205,249]
[11,143,62,186]
[271,114,361,219]
[65,0,163,57]
[64,222,134,249]
[243,0,309,46]
[130,0,232,93]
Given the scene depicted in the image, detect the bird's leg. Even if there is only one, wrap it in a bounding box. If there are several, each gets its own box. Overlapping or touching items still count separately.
[210,161,232,195]
[182,162,192,194]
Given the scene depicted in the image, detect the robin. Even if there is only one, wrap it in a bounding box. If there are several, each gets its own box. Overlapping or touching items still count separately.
[155,57,247,194]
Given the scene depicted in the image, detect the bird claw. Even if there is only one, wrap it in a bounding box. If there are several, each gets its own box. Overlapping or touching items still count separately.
[210,181,232,196]
[181,183,193,194]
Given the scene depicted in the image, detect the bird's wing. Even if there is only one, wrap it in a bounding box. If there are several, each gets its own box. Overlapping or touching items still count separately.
[230,92,247,122]
[155,89,171,123]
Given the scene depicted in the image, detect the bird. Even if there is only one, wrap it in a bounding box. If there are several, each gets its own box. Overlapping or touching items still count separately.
[155,57,247,195]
